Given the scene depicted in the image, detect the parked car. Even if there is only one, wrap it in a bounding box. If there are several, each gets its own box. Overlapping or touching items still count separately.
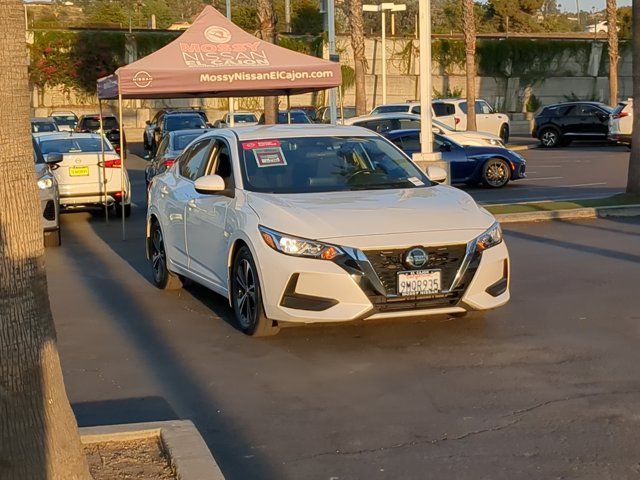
[213,112,258,128]
[432,119,504,147]
[532,101,613,148]
[432,98,510,143]
[145,128,212,187]
[370,102,460,134]
[144,109,209,152]
[31,117,59,133]
[33,132,132,217]
[343,112,421,132]
[316,105,357,123]
[258,110,312,124]
[295,106,320,123]
[75,114,126,156]
[385,129,526,188]
[609,99,633,146]
[33,137,62,247]
[146,125,511,336]
[50,111,78,131]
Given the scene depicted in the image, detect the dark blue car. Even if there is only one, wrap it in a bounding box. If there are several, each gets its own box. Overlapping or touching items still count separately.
[385,130,527,188]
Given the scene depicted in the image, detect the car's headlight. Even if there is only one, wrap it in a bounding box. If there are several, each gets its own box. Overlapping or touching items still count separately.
[37,177,54,190]
[485,138,503,146]
[258,226,343,260]
[476,222,503,252]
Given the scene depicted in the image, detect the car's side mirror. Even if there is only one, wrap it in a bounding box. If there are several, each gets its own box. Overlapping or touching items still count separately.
[45,153,64,164]
[439,143,452,152]
[427,165,447,183]
[194,174,226,194]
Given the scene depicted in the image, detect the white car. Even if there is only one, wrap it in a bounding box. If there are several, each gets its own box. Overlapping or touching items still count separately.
[146,125,510,336]
[347,113,504,147]
[33,132,132,216]
[370,102,459,130]
[432,98,510,143]
[609,98,632,146]
[214,112,259,128]
[50,111,78,132]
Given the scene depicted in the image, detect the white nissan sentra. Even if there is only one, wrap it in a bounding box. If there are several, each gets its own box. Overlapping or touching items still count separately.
[146,125,510,336]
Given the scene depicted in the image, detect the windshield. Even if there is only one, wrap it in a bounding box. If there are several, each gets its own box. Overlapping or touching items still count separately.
[234,114,257,123]
[173,132,207,151]
[52,115,77,127]
[32,122,58,133]
[38,137,113,155]
[82,117,118,131]
[239,136,431,194]
[372,105,409,114]
[165,115,206,131]
[277,112,311,124]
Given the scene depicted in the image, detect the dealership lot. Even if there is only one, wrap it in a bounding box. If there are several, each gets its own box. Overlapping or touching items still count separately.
[47,147,640,479]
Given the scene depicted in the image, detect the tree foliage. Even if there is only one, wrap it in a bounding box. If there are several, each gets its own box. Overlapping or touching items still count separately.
[291,0,323,36]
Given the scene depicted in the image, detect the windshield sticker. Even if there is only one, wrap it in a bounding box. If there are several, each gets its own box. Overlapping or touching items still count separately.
[242,139,281,150]
[408,176,425,186]
[254,147,287,167]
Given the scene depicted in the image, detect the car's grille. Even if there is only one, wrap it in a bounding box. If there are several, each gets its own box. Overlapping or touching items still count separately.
[43,200,56,221]
[361,245,480,312]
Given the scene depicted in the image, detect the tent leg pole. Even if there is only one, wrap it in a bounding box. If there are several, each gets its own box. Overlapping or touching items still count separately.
[229,97,235,127]
[99,99,108,224]
[118,92,126,241]
[287,94,291,124]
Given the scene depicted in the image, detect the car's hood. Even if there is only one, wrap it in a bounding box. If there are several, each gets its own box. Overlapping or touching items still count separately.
[463,145,520,159]
[246,186,495,241]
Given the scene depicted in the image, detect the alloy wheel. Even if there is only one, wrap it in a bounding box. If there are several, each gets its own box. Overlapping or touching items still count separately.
[235,259,257,329]
[151,226,166,284]
[541,130,558,147]
[485,160,509,187]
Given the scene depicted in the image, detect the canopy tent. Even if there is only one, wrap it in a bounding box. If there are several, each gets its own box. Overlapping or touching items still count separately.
[97,6,341,100]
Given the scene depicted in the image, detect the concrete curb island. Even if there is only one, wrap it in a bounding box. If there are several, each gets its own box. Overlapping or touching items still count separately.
[80,420,225,480]
[494,204,640,224]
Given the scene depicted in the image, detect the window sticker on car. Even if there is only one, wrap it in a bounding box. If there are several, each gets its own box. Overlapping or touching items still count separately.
[408,176,425,186]
[242,140,281,150]
[254,147,287,168]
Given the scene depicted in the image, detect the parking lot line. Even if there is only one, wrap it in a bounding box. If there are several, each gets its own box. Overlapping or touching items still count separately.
[557,182,607,188]
[518,176,564,181]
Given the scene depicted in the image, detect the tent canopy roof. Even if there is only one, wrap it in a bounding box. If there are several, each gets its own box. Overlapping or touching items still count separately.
[98,6,341,100]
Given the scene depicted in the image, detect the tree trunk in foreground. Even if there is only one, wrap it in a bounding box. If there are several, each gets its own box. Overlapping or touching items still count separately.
[257,0,278,124]
[349,0,367,115]
[628,0,640,193]
[0,2,91,479]
[462,0,477,131]
[607,0,619,106]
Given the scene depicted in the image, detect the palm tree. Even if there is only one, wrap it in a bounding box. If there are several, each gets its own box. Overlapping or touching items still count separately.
[462,0,477,130]
[349,0,367,115]
[607,0,619,105]
[628,0,640,193]
[0,1,91,478]
[257,0,278,124]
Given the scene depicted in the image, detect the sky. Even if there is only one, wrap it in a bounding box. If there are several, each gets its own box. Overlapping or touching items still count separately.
[557,0,631,12]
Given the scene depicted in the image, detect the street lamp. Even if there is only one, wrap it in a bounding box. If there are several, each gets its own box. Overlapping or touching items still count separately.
[363,2,406,105]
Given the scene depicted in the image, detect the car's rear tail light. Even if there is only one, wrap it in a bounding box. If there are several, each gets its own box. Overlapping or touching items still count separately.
[114,191,123,199]
[104,158,121,168]
[613,112,629,119]
[162,158,175,168]
[455,117,461,125]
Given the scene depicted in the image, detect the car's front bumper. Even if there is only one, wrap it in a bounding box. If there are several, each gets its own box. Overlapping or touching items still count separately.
[39,186,59,231]
[255,233,510,324]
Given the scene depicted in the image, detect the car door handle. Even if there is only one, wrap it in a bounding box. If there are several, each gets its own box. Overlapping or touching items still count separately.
[187,199,197,209]
[160,185,169,195]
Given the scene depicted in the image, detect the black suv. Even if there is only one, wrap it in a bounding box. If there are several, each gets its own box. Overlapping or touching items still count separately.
[533,102,612,148]
[144,109,209,153]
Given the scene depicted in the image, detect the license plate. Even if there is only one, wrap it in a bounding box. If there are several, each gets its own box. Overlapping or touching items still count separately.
[397,270,441,296]
[69,166,89,176]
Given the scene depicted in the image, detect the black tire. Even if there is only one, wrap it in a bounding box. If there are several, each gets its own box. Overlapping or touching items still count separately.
[44,228,61,248]
[499,124,510,144]
[482,158,511,188]
[149,220,183,290]
[539,127,561,148]
[231,246,280,337]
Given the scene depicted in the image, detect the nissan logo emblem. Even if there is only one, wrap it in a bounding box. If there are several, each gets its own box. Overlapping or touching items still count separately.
[404,248,428,269]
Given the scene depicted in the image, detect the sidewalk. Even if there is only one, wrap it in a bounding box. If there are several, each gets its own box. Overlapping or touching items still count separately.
[508,135,538,151]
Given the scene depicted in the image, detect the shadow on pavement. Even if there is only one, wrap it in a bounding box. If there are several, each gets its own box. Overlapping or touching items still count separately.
[73,397,179,427]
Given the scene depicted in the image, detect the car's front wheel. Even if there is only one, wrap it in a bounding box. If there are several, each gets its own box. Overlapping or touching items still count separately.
[232,246,280,337]
[482,158,511,188]
[540,128,561,148]
[149,220,183,290]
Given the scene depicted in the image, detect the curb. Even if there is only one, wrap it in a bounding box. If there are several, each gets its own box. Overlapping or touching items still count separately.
[494,204,640,224]
[80,420,225,480]
[509,144,537,151]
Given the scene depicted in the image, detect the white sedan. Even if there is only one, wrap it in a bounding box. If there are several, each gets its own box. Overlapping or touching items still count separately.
[146,125,510,336]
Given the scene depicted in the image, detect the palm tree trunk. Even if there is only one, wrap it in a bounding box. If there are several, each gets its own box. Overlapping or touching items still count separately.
[462,0,477,131]
[257,0,278,124]
[628,0,640,193]
[0,2,91,479]
[349,0,367,115]
[607,0,619,105]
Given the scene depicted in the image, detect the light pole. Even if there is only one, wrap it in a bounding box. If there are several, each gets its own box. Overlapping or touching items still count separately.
[226,0,235,127]
[322,0,338,124]
[363,2,406,105]
[412,0,448,181]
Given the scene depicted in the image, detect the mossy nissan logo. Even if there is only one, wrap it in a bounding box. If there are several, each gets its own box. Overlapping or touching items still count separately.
[204,26,231,44]
[133,71,153,88]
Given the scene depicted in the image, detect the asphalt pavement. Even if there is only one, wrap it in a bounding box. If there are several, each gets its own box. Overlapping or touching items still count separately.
[46,149,640,479]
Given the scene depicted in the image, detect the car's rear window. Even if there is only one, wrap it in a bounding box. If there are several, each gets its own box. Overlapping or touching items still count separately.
[38,137,113,154]
[234,114,258,123]
[81,117,118,131]
[277,112,311,124]
[432,103,455,116]
[165,115,206,131]
[52,115,77,126]
[612,103,627,115]
[32,122,58,133]
[371,105,409,114]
